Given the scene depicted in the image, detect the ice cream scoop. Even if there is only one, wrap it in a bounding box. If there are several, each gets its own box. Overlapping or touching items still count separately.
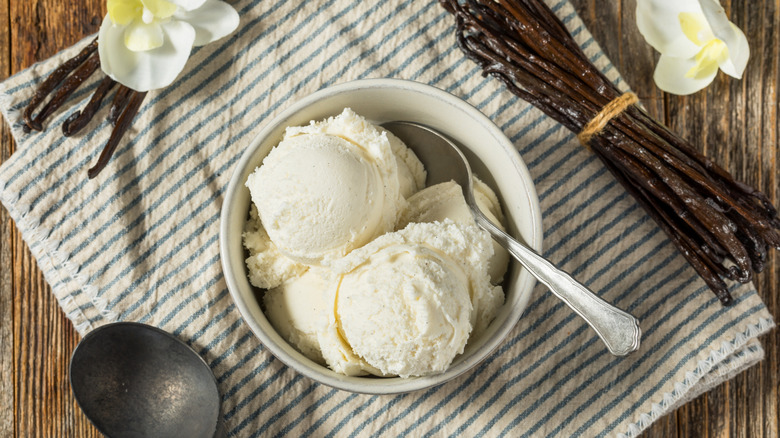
[247,133,388,265]
[245,109,424,271]
[399,180,511,286]
[382,121,642,356]
[263,269,331,365]
[326,220,492,377]
[337,243,472,377]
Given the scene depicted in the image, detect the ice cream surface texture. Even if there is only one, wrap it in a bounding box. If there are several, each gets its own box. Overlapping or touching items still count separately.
[245,108,425,268]
[337,244,471,378]
[263,269,330,365]
[331,220,493,377]
[399,179,510,287]
[244,109,509,377]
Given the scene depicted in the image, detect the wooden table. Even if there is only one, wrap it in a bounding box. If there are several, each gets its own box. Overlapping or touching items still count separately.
[0,0,776,436]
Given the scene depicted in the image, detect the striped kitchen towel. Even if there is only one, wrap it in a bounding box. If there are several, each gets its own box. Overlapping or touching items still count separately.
[0,0,774,436]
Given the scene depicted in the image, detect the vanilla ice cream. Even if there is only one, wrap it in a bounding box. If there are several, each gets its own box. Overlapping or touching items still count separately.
[328,220,492,377]
[247,133,390,266]
[399,179,510,286]
[244,205,307,289]
[244,108,509,377]
[386,129,427,199]
[263,269,331,365]
[246,108,425,268]
[283,107,426,199]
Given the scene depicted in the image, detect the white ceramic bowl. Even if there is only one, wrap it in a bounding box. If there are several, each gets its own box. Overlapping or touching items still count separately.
[220,78,543,394]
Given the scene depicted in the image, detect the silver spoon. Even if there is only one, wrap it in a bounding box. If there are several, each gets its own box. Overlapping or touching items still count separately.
[69,322,226,438]
[383,121,641,356]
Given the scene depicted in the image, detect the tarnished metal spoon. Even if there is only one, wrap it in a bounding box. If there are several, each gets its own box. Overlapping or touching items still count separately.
[69,322,225,438]
[383,121,641,356]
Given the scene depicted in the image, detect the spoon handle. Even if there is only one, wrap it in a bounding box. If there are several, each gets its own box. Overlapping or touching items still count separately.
[472,211,641,356]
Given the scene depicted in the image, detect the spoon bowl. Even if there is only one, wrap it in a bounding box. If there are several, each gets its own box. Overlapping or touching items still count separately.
[69,322,223,438]
[383,121,642,356]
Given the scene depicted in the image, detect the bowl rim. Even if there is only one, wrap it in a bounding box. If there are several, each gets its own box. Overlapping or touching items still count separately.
[220,78,543,394]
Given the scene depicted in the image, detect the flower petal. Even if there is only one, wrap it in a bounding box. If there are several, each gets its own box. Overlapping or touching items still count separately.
[654,53,718,95]
[174,0,239,46]
[167,0,207,11]
[687,40,727,79]
[698,0,732,40]
[141,0,178,18]
[636,0,702,58]
[124,21,165,52]
[717,23,749,78]
[108,0,141,25]
[695,0,750,78]
[99,15,196,91]
[678,12,715,46]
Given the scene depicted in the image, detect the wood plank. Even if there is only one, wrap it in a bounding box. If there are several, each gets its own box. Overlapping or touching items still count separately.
[722,1,779,437]
[0,0,776,436]
[0,0,14,434]
[573,1,779,437]
[3,0,104,436]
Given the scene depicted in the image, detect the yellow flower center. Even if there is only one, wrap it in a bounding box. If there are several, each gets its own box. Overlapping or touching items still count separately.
[687,39,729,79]
[107,0,177,52]
[108,0,178,26]
[679,12,730,79]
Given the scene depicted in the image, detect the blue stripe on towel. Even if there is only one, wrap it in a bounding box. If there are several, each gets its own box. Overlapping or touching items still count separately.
[0,0,769,436]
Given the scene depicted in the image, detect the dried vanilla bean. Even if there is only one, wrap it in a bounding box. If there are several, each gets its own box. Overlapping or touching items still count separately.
[87,90,147,179]
[21,40,146,178]
[63,76,117,136]
[440,0,780,304]
[23,38,98,132]
[109,85,134,125]
[25,49,100,131]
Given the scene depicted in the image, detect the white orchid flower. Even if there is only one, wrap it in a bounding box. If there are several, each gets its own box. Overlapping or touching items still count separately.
[98,0,239,92]
[636,0,749,95]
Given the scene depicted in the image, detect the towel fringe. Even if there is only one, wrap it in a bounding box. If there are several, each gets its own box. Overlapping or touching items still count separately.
[618,316,775,438]
[0,83,28,141]
[0,177,104,335]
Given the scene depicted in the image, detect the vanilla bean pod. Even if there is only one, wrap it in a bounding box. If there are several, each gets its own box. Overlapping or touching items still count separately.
[23,38,98,131]
[626,108,780,239]
[605,155,734,304]
[21,39,148,178]
[109,85,134,125]
[63,76,117,136]
[440,0,780,304]
[87,90,146,179]
[25,50,100,131]
[601,124,754,280]
[597,125,753,282]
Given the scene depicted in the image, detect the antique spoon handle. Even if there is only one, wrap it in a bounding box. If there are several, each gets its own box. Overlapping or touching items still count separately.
[472,209,641,356]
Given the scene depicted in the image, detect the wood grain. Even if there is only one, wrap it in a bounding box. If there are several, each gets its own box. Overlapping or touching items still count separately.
[1,1,104,436]
[1,0,13,432]
[574,1,780,437]
[0,0,777,437]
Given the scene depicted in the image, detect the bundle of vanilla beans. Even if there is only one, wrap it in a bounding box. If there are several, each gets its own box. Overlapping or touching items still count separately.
[21,38,147,179]
[440,0,780,305]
